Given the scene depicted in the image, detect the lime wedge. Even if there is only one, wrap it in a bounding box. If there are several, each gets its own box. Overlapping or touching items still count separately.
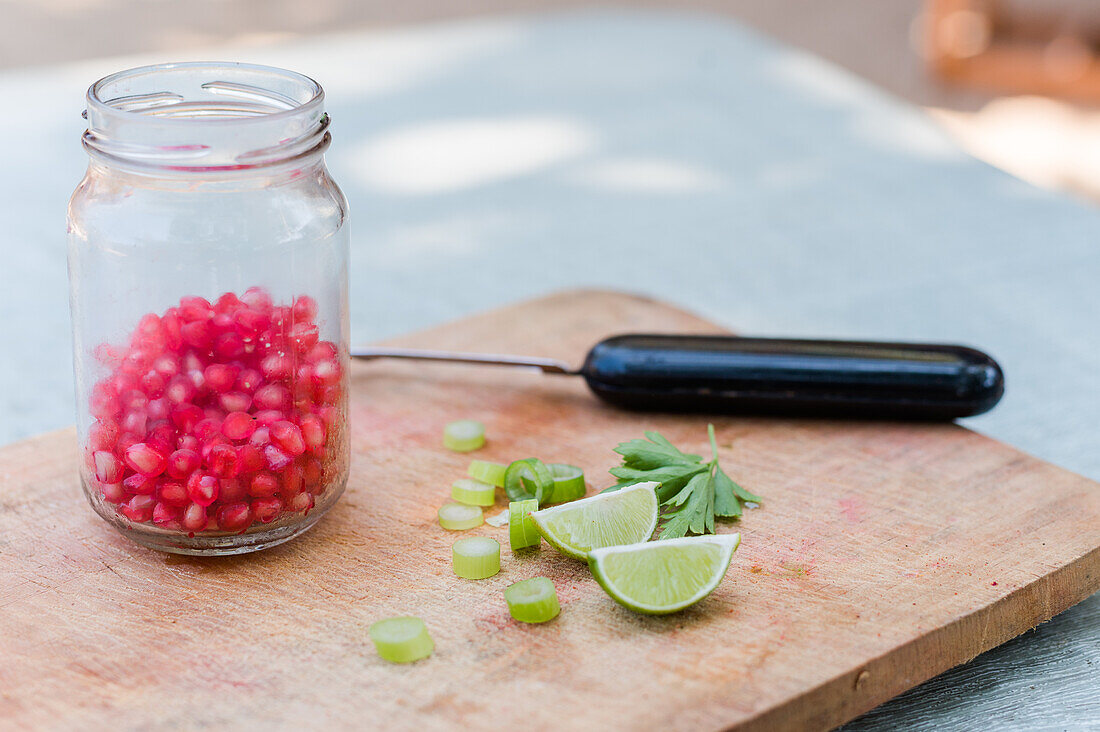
[530,482,658,560]
[588,533,741,614]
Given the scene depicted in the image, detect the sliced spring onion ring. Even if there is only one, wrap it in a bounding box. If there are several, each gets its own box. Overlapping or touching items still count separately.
[468,459,507,487]
[438,502,484,530]
[485,509,510,528]
[369,616,434,663]
[504,458,555,505]
[504,577,561,623]
[509,498,541,551]
[451,478,496,507]
[443,420,485,452]
[452,537,501,579]
[547,463,585,503]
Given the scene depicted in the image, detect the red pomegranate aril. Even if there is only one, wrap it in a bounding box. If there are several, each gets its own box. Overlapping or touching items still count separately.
[249,471,280,498]
[286,491,314,513]
[147,421,176,447]
[167,448,200,479]
[317,385,341,406]
[306,341,337,363]
[217,503,252,532]
[116,432,142,455]
[89,421,119,452]
[121,494,156,523]
[176,434,200,452]
[123,473,157,495]
[311,359,341,387]
[180,320,213,349]
[219,391,252,414]
[299,415,326,452]
[214,332,246,360]
[252,411,283,428]
[241,286,273,312]
[253,383,289,411]
[303,457,323,487]
[192,418,223,442]
[165,374,197,405]
[100,482,126,504]
[152,501,180,526]
[218,478,248,503]
[235,309,269,337]
[206,442,240,478]
[203,363,237,393]
[93,450,125,483]
[170,404,203,433]
[260,353,293,381]
[316,405,338,428]
[141,370,167,397]
[237,444,264,474]
[211,313,235,333]
[119,389,148,413]
[162,310,183,351]
[124,442,168,477]
[251,498,283,524]
[270,420,306,456]
[120,410,148,437]
[146,397,171,422]
[235,368,263,394]
[152,353,180,377]
[249,426,271,447]
[289,322,319,351]
[214,291,242,314]
[179,295,214,321]
[292,295,318,322]
[222,411,256,441]
[187,473,219,506]
[281,461,305,495]
[182,502,208,532]
[158,480,189,505]
[264,444,293,471]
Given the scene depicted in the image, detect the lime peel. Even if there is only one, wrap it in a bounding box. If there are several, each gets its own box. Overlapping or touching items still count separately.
[530,481,659,560]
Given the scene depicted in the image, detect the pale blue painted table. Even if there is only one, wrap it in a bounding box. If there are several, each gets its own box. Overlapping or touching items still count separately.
[0,11,1096,729]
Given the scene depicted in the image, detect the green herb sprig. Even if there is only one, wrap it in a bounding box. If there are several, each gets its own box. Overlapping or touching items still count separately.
[602,425,760,539]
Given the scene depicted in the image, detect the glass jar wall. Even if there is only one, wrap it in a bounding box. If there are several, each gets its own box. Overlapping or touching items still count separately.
[67,63,350,555]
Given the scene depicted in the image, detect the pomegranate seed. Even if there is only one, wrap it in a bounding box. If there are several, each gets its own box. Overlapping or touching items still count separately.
[146,422,176,448]
[260,353,293,381]
[153,501,180,526]
[119,389,148,413]
[249,471,280,498]
[120,410,148,437]
[182,502,208,532]
[219,391,252,414]
[311,359,341,387]
[89,421,119,452]
[251,498,283,524]
[120,494,156,522]
[236,309,269,337]
[192,418,223,442]
[166,448,200,479]
[241,287,273,312]
[237,444,264,473]
[253,383,289,411]
[177,434,200,452]
[165,374,197,405]
[180,320,213,349]
[93,451,125,483]
[187,473,219,506]
[214,292,243,314]
[252,411,283,427]
[141,370,167,397]
[217,503,252,532]
[116,432,142,455]
[218,478,248,503]
[222,411,256,441]
[317,386,341,406]
[299,415,326,452]
[281,461,305,495]
[100,482,126,503]
[170,404,203,432]
[249,426,272,447]
[158,480,189,506]
[303,457,324,488]
[152,353,180,377]
[289,322,319,351]
[235,368,263,394]
[179,296,214,321]
[292,295,317,322]
[206,443,240,479]
[306,342,337,363]
[124,443,168,477]
[146,397,171,422]
[270,421,306,456]
[316,405,338,428]
[162,310,183,350]
[123,473,157,495]
[214,332,246,360]
[263,444,293,471]
[203,363,237,393]
[286,491,314,513]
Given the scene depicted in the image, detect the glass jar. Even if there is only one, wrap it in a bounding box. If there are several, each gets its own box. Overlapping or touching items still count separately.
[67,63,350,555]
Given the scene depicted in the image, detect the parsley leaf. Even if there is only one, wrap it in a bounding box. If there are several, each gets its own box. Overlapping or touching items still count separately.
[603,425,760,539]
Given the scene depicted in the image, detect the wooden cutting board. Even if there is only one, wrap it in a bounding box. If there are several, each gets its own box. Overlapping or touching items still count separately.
[2,290,1098,731]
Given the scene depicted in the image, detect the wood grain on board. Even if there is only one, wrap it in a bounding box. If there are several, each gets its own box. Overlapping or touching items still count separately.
[1,290,1098,731]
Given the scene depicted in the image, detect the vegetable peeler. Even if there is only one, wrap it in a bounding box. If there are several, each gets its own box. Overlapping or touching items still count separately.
[351,334,1004,420]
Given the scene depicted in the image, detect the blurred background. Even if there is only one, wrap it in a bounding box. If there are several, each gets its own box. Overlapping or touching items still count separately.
[3,0,1100,200]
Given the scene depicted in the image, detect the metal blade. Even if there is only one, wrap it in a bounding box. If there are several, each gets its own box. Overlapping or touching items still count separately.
[350,346,578,375]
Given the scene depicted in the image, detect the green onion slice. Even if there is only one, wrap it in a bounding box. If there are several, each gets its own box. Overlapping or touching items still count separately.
[547,463,585,503]
[452,537,501,579]
[369,616,434,663]
[438,502,484,530]
[468,459,507,487]
[443,420,486,452]
[451,478,496,507]
[504,458,555,505]
[509,498,540,551]
[504,577,561,623]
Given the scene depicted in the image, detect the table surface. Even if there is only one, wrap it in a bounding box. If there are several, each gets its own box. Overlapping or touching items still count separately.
[0,10,1097,730]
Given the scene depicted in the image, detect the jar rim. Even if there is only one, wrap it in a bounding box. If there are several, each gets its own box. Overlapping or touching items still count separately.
[86,61,325,126]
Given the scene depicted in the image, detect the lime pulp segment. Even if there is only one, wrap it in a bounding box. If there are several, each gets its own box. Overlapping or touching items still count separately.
[529,482,659,560]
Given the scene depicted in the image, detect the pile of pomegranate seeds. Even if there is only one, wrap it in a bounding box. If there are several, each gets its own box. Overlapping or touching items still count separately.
[84,287,344,535]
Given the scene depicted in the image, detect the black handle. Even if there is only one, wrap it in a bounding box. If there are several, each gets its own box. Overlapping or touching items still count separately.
[580,334,1004,420]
